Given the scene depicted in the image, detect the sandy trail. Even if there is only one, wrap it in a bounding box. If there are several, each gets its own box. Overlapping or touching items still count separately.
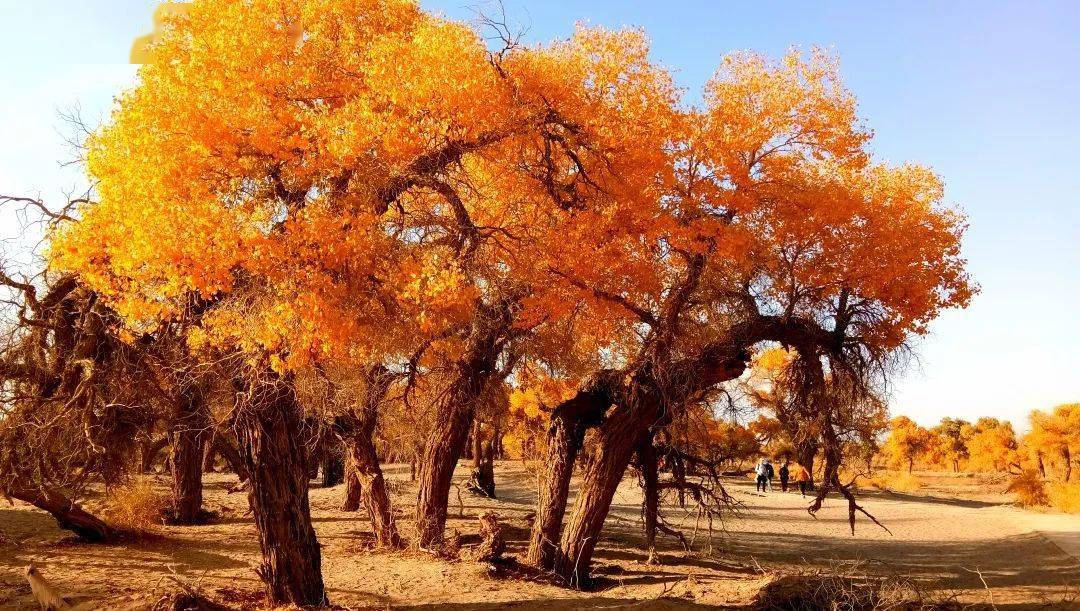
[0,463,1076,609]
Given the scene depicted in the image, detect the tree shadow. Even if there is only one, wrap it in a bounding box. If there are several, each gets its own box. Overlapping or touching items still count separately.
[853,488,1006,509]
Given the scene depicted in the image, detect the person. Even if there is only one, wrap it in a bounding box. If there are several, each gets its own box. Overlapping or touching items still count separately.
[792,462,811,496]
[779,461,790,492]
[764,458,775,491]
[754,459,769,493]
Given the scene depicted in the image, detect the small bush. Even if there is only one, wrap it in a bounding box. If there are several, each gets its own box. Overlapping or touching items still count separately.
[752,562,960,610]
[1006,469,1049,508]
[869,471,922,493]
[1047,481,1080,514]
[104,479,168,531]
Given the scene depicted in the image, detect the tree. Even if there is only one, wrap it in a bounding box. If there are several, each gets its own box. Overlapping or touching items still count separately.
[928,417,970,472]
[1027,405,1079,481]
[964,418,1020,473]
[537,50,974,584]
[882,416,933,473]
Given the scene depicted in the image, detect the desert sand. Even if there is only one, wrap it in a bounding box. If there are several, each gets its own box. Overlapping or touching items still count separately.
[1,463,1077,609]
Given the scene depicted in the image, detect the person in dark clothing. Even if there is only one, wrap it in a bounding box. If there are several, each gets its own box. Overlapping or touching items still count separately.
[764,459,775,491]
[779,461,790,492]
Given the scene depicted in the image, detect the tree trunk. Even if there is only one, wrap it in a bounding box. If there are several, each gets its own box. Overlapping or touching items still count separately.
[213,434,249,482]
[795,441,818,489]
[341,452,362,512]
[139,436,169,473]
[468,422,496,498]
[321,452,344,488]
[908,457,914,474]
[638,436,659,564]
[554,405,645,587]
[526,382,610,569]
[414,391,477,548]
[1036,452,1046,479]
[414,302,511,549]
[236,372,326,607]
[1063,447,1072,482]
[346,428,401,548]
[5,483,115,541]
[169,386,209,525]
[202,429,218,473]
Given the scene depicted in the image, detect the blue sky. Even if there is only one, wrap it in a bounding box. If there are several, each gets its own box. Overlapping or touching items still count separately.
[2,1,1077,428]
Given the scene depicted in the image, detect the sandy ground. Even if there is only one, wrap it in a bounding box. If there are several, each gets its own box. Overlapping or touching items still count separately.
[1,463,1077,609]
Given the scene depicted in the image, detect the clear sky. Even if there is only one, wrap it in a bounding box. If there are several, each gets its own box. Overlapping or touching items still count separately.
[2,1,1077,429]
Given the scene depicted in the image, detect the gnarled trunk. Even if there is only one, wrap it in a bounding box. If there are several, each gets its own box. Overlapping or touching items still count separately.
[414,302,511,549]
[139,435,169,473]
[337,364,400,547]
[414,388,478,548]
[346,428,400,548]
[213,434,249,482]
[321,452,344,488]
[236,372,325,607]
[526,380,611,569]
[341,453,362,511]
[201,428,218,473]
[554,404,645,586]
[468,421,496,498]
[169,386,209,524]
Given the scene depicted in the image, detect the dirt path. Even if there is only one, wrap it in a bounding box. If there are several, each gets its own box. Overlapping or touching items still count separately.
[1,464,1076,609]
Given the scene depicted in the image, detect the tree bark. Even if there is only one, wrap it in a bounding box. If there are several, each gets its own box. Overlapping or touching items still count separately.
[345,428,401,548]
[414,301,512,549]
[341,453,362,511]
[1063,447,1072,482]
[202,428,218,473]
[526,379,612,569]
[236,372,326,607]
[335,364,401,547]
[414,387,478,548]
[321,452,344,488]
[638,436,659,564]
[554,405,644,587]
[5,483,115,541]
[169,386,209,525]
[468,421,496,498]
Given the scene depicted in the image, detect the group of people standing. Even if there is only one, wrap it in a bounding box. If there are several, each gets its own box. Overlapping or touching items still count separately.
[754,458,811,496]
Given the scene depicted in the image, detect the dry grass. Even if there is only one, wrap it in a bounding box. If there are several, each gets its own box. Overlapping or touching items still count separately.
[751,561,961,610]
[103,478,168,531]
[1047,481,1080,514]
[868,470,923,493]
[1006,469,1050,508]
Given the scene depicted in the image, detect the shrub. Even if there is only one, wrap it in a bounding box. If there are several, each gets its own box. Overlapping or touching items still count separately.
[752,562,960,610]
[1006,469,1049,508]
[1047,481,1080,514]
[104,478,168,531]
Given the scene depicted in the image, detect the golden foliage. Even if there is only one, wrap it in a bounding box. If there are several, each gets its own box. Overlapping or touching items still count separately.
[1047,482,1080,514]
